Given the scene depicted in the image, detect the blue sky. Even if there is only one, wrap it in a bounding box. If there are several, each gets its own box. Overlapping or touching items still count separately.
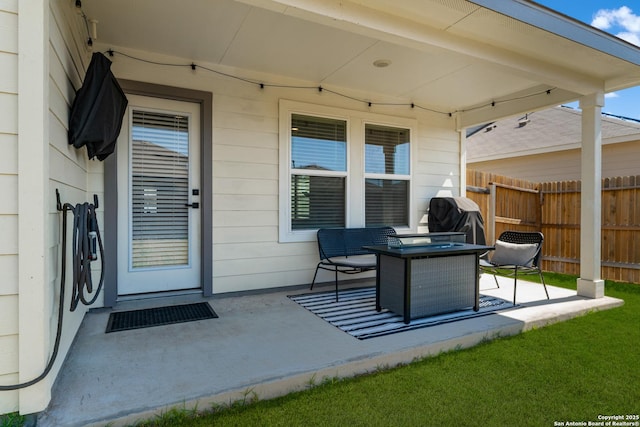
[534,1,640,120]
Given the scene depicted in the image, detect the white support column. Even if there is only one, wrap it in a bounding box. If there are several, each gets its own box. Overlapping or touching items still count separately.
[18,0,50,412]
[488,183,496,245]
[578,92,605,298]
[459,129,467,197]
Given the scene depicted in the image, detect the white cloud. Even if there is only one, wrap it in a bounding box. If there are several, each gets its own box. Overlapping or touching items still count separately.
[605,92,620,99]
[616,31,640,45]
[592,12,614,30]
[592,6,640,46]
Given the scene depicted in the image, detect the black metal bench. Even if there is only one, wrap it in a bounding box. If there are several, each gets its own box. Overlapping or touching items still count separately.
[310,227,395,301]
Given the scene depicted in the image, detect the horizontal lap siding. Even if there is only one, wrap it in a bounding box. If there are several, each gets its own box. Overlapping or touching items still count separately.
[49,0,96,323]
[469,141,640,183]
[105,48,461,294]
[415,121,460,231]
[470,151,581,182]
[0,2,19,413]
[0,0,98,415]
[211,102,460,293]
[212,93,291,292]
[600,141,640,178]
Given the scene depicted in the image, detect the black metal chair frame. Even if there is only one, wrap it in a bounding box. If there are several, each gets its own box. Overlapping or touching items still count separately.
[311,227,395,301]
[480,230,549,304]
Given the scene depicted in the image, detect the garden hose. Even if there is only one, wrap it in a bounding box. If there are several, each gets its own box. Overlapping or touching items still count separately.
[0,193,104,391]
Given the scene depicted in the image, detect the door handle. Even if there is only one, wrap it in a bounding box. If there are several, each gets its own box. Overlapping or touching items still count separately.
[185,202,200,209]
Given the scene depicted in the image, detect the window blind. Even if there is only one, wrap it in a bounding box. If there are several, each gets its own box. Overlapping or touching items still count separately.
[131,110,190,268]
[365,124,409,175]
[365,179,409,227]
[365,124,410,227]
[290,114,347,231]
[291,175,345,230]
[291,114,347,171]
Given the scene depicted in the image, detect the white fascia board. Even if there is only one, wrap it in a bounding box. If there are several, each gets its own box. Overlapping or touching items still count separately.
[606,74,640,93]
[457,86,579,130]
[469,0,640,66]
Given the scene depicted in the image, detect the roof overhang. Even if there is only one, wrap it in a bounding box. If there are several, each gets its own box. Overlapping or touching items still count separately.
[82,0,640,129]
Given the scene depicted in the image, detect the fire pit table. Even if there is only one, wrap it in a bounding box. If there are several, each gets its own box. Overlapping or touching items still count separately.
[364,233,493,324]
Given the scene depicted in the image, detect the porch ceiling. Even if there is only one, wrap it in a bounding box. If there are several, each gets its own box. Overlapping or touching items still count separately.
[82,0,640,127]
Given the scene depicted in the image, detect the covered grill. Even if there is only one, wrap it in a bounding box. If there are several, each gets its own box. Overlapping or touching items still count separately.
[427,197,486,245]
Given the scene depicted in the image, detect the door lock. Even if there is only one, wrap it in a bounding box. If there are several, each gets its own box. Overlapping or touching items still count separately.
[185,202,200,209]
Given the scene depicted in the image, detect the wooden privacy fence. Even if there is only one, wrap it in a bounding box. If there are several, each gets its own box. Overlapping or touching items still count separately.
[467,170,640,284]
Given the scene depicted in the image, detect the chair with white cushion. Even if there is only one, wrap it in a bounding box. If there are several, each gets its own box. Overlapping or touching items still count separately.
[480,231,549,304]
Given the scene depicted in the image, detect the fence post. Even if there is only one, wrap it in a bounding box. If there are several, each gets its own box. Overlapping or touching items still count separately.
[488,183,496,244]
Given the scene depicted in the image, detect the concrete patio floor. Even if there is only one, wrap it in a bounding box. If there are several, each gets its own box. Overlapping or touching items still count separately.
[37,275,623,427]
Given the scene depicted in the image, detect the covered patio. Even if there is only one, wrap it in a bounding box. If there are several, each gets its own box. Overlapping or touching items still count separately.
[6,0,640,419]
[38,275,621,427]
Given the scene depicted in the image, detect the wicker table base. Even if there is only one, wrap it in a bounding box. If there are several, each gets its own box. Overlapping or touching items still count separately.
[365,244,492,324]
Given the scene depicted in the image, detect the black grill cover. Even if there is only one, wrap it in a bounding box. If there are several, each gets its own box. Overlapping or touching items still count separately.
[68,52,128,161]
[428,197,486,245]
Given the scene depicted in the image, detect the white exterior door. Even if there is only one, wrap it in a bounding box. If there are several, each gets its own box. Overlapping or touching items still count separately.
[117,95,201,296]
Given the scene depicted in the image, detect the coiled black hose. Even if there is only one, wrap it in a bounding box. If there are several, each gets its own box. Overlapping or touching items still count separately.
[70,202,104,311]
[0,197,104,391]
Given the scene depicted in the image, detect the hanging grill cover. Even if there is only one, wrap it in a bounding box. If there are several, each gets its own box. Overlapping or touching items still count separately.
[427,197,486,245]
[68,52,128,161]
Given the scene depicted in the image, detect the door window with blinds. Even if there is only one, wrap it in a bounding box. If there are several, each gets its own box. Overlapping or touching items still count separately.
[130,110,190,269]
[290,114,347,230]
[364,124,410,227]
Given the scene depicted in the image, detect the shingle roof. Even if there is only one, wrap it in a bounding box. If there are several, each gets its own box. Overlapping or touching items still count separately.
[466,106,640,162]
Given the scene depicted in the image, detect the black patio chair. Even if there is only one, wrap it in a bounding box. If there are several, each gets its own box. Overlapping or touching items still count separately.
[479,230,549,304]
[310,227,395,301]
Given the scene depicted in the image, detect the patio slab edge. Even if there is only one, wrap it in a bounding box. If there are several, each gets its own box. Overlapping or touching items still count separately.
[516,295,624,331]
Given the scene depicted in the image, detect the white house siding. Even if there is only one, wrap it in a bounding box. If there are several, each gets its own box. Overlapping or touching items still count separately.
[0,0,95,415]
[107,47,462,295]
[468,140,640,183]
[38,0,97,414]
[599,141,640,179]
[0,0,20,414]
[469,151,581,182]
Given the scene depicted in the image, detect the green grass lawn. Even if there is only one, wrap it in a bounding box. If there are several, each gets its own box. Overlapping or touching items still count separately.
[133,273,640,427]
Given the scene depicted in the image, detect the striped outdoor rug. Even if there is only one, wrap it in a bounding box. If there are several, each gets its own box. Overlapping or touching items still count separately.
[289,287,517,340]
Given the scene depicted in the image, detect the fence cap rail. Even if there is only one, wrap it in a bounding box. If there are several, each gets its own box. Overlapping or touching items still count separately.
[467,185,490,194]
[489,182,540,194]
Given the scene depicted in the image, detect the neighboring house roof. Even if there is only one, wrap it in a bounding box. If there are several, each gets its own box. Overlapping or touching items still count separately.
[466,106,640,162]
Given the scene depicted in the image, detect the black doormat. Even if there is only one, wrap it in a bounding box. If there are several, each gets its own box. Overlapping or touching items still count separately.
[106,302,218,333]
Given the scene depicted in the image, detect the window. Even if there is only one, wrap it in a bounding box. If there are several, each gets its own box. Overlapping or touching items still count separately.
[279,100,415,242]
[364,124,410,227]
[290,114,347,230]
[130,110,190,267]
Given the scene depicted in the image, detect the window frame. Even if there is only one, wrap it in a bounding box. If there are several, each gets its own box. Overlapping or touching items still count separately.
[279,100,416,243]
[290,112,349,231]
[363,121,412,228]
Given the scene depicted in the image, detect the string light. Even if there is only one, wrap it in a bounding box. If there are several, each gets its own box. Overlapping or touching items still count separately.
[75,0,94,46]
[103,49,556,117]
